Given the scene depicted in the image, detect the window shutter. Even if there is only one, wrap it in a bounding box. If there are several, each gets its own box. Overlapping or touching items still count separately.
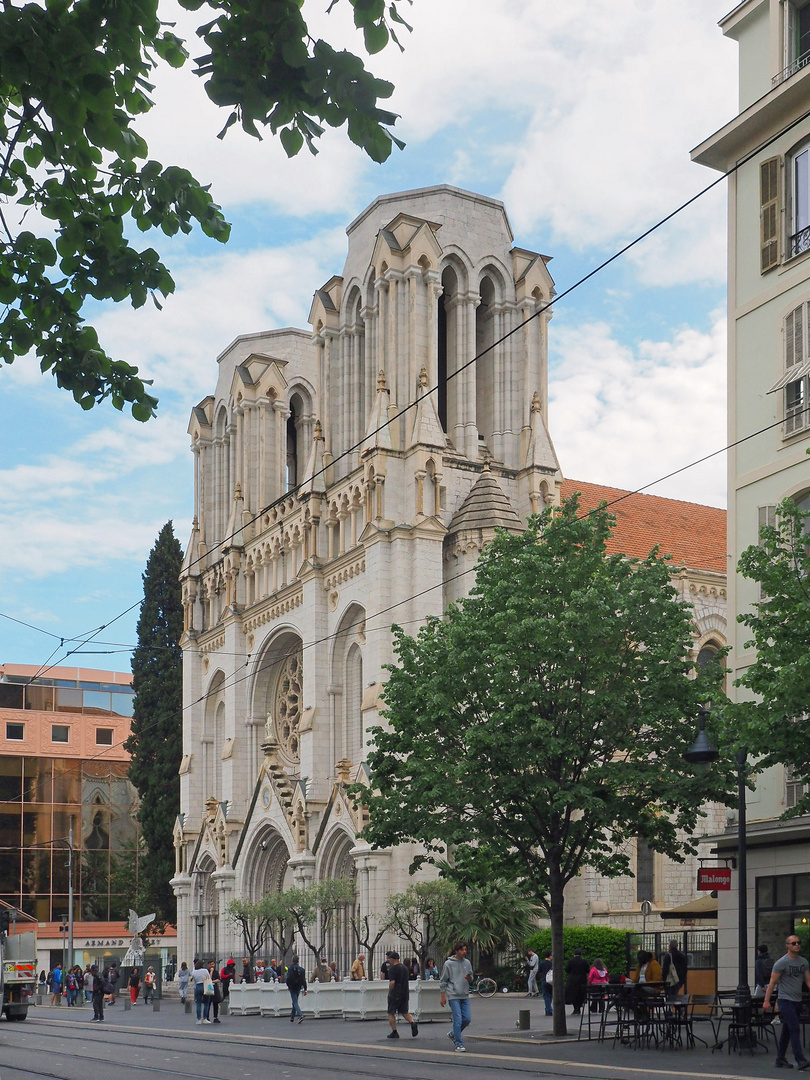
[785,303,805,368]
[761,157,780,272]
[758,505,777,539]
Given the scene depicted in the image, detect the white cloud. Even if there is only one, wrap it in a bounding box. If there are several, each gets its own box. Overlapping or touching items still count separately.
[91,228,347,402]
[549,311,727,507]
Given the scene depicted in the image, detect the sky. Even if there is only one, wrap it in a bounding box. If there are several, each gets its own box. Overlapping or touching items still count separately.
[0,0,739,670]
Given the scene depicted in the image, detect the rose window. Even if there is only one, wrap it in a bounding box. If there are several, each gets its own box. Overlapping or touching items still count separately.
[275,651,303,761]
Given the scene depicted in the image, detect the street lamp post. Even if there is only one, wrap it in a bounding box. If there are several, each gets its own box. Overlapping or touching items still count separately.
[684,707,751,1008]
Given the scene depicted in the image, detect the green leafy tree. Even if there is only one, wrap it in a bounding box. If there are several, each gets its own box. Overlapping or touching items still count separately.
[260,891,298,974]
[735,496,810,814]
[353,497,735,1035]
[125,521,183,922]
[439,878,543,978]
[0,0,408,418]
[385,879,458,974]
[349,909,392,976]
[227,898,270,976]
[286,878,357,973]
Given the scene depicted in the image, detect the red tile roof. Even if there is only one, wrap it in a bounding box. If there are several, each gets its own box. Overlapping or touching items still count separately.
[561,479,727,573]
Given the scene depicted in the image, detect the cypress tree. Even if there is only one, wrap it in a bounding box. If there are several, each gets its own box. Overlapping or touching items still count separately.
[125,521,183,923]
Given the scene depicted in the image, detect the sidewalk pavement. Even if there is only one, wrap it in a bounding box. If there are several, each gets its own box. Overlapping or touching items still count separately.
[30,992,800,1078]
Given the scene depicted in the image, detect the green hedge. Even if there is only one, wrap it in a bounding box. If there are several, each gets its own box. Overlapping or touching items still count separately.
[525,926,627,979]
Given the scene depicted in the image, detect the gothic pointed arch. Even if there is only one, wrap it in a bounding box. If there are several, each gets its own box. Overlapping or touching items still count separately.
[318,826,357,969]
[330,603,365,769]
[203,671,226,801]
[244,826,293,901]
[252,630,304,768]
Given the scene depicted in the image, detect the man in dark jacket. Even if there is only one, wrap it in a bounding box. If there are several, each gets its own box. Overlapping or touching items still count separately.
[661,940,688,999]
[754,944,774,996]
[564,949,589,1015]
[91,965,105,1021]
[285,954,307,1024]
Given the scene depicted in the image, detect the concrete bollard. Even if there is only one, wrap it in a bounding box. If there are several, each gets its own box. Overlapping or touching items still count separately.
[124,996,131,1011]
[518,1009,531,1030]
[184,1000,192,1014]
[220,999,229,1015]
[153,999,160,1012]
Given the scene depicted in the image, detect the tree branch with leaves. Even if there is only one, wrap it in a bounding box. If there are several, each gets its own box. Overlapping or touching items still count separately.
[0,0,409,417]
[352,496,736,1035]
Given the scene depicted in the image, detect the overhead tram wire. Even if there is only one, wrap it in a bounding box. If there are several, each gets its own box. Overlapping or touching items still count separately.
[12,102,810,724]
[3,388,803,814]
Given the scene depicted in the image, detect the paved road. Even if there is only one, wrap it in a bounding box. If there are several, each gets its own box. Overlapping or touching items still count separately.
[0,996,795,1080]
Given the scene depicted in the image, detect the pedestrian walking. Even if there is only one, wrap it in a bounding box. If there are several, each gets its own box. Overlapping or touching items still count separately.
[440,941,474,1052]
[127,966,141,1005]
[191,959,208,1024]
[203,961,222,1024]
[285,954,307,1024]
[143,965,157,1003]
[178,962,190,1004]
[90,965,105,1022]
[763,933,810,1069]
[350,953,366,981]
[526,947,540,998]
[108,962,120,1003]
[539,950,553,1016]
[83,965,93,1003]
[385,951,418,1039]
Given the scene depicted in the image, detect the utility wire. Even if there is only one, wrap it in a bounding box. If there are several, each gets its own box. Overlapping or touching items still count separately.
[9,102,810,741]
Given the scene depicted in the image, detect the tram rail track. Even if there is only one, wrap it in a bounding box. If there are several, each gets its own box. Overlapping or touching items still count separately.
[0,1014,766,1080]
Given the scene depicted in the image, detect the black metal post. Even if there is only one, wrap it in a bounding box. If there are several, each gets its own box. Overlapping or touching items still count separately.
[735,748,750,1008]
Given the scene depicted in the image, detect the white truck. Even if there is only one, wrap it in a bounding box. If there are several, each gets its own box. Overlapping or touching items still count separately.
[1,925,37,1021]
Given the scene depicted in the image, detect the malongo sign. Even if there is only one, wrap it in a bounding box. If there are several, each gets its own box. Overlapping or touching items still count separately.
[697,867,732,891]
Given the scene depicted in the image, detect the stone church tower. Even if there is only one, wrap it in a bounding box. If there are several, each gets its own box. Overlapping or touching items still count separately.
[173,187,562,963]
[173,185,726,965]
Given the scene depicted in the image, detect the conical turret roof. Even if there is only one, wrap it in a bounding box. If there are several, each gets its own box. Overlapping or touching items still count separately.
[447,465,523,535]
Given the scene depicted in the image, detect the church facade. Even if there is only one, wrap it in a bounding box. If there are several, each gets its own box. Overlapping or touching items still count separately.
[173,186,725,965]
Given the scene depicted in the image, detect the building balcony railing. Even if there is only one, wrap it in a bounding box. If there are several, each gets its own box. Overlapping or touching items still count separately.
[773,49,810,87]
[789,226,810,259]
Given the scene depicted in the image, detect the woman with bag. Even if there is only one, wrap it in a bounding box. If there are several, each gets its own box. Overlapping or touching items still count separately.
[203,961,222,1024]
[191,959,208,1024]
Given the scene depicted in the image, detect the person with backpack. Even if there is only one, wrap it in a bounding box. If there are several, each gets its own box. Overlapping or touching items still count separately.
[48,963,62,1006]
[539,950,553,1016]
[91,965,105,1022]
[285,954,307,1024]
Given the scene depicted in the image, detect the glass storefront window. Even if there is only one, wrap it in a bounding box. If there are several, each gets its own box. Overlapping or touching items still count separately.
[756,873,810,959]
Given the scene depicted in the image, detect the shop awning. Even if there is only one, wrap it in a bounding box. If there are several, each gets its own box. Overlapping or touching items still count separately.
[659,895,718,920]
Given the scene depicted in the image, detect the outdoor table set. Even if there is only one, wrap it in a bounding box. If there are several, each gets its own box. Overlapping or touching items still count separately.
[577,984,788,1057]
[578,984,721,1049]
